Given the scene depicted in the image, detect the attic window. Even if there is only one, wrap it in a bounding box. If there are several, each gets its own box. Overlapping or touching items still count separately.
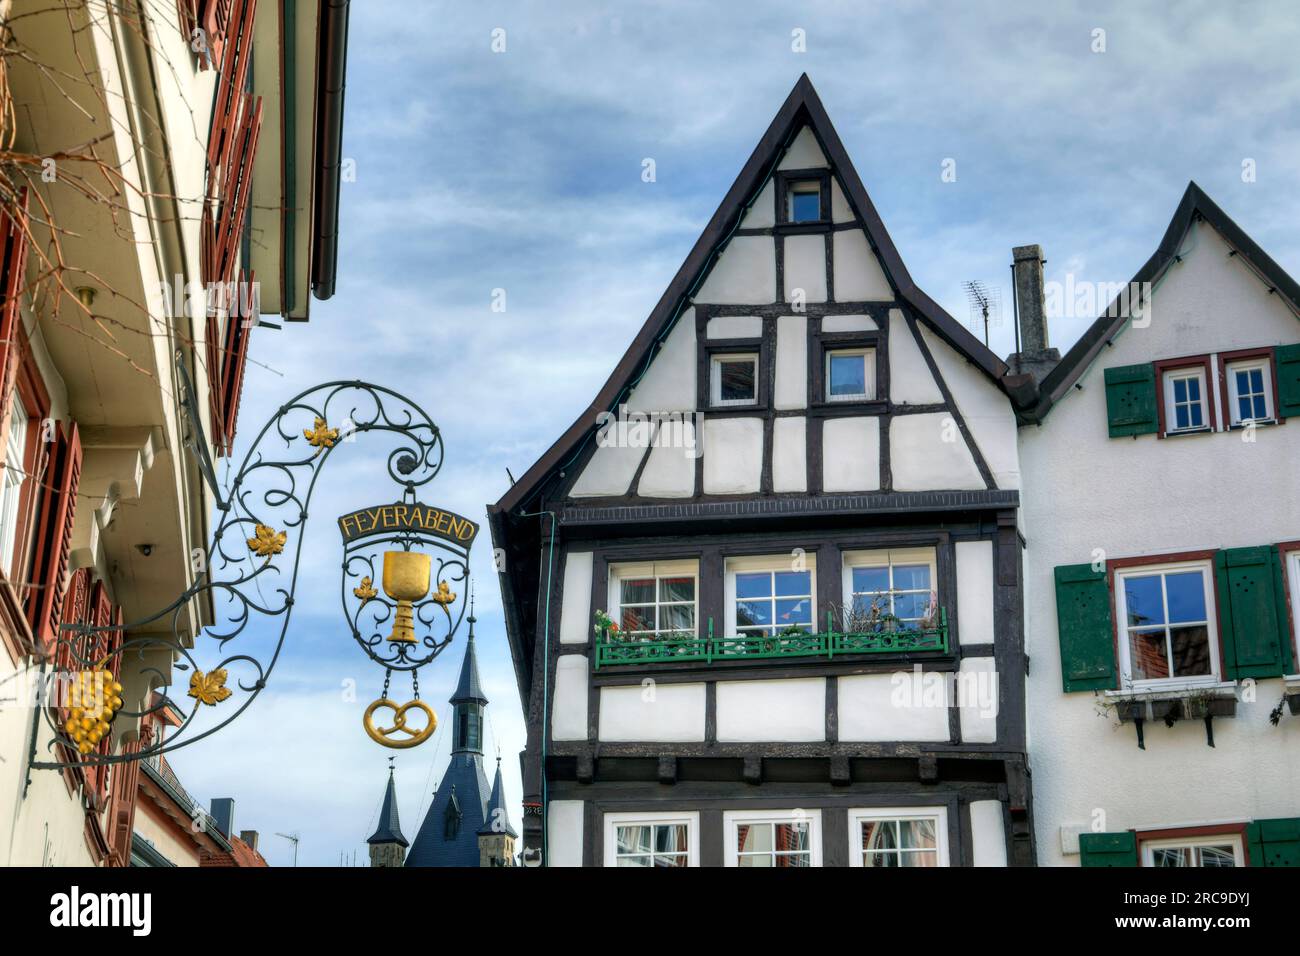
[826,348,876,402]
[711,353,758,407]
[788,181,821,222]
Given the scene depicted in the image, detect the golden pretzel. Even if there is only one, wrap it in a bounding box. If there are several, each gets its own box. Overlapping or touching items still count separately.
[363,697,437,749]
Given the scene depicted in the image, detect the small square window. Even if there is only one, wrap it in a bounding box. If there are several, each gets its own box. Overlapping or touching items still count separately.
[1162,367,1209,434]
[787,181,821,222]
[710,353,758,407]
[1225,359,1273,425]
[825,348,875,402]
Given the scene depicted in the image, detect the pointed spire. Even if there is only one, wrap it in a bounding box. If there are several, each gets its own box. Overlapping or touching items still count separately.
[451,587,487,705]
[366,760,408,847]
[477,757,517,838]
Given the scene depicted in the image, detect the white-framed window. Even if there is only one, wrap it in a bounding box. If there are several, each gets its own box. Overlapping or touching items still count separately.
[841,547,937,630]
[724,809,822,867]
[1115,561,1219,686]
[725,554,816,637]
[607,560,698,639]
[1162,366,1209,433]
[1225,359,1273,425]
[787,180,821,222]
[848,807,949,867]
[825,348,876,402]
[1140,833,1243,868]
[603,811,698,867]
[709,353,758,407]
[0,399,30,577]
[1288,550,1300,668]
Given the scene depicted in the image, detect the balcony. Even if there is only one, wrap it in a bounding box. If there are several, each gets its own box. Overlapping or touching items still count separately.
[594,609,948,670]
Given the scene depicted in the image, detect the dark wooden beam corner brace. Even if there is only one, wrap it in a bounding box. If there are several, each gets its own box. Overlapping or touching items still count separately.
[576,751,594,784]
[918,754,938,784]
[829,754,850,787]
[657,756,678,785]
[743,755,762,785]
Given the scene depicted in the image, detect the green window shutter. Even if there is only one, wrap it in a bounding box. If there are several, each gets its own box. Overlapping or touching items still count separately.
[1246,818,1300,867]
[1054,563,1116,692]
[1104,363,1158,437]
[1214,547,1291,680]
[1080,831,1137,867]
[1275,344,1300,418]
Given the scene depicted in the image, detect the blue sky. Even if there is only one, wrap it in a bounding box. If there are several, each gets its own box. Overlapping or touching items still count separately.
[168,1,1300,866]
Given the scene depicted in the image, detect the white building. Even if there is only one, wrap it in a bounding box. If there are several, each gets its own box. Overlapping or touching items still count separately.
[1018,183,1300,867]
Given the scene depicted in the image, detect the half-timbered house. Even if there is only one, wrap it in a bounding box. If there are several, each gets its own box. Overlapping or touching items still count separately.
[490,75,1035,867]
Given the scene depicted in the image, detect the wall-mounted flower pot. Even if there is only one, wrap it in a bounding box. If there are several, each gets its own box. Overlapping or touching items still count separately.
[1149,699,1179,722]
[1207,697,1237,718]
[1116,700,1146,723]
[1287,693,1300,717]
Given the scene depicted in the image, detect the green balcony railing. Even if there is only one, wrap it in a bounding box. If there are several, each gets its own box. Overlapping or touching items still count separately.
[594,608,948,670]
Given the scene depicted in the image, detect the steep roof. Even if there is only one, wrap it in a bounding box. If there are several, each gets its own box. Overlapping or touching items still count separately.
[366,767,408,848]
[477,759,517,839]
[451,616,487,705]
[404,754,492,867]
[488,73,1019,704]
[1030,181,1300,419]
[492,73,1009,520]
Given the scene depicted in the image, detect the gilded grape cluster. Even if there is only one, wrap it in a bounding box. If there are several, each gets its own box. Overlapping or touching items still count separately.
[64,670,124,755]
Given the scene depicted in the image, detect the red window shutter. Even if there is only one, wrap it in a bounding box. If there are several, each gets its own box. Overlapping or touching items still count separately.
[205,0,258,189]
[0,191,30,428]
[209,96,263,290]
[214,273,255,455]
[25,422,82,650]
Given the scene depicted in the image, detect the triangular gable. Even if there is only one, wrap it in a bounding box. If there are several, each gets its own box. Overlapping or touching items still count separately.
[494,74,1009,516]
[1034,181,1300,418]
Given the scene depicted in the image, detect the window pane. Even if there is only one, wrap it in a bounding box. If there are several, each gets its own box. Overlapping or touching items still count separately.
[1175,405,1190,429]
[862,852,898,867]
[899,850,939,868]
[1252,395,1267,419]
[1169,625,1211,677]
[738,853,773,867]
[892,564,931,591]
[616,855,652,867]
[655,853,688,868]
[1249,368,1263,391]
[1164,571,1206,623]
[620,578,655,605]
[661,604,695,633]
[654,824,687,855]
[790,189,820,222]
[1128,629,1170,680]
[893,591,931,622]
[774,570,811,597]
[829,353,866,396]
[1174,378,1187,402]
[862,820,898,852]
[736,600,772,628]
[899,818,937,850]
[773,823,810,852]
[852,566,890,594]
[618,826,653,855]
[1151,847,1193,867]
[1238,396,1252,420]
[1235,370,1250,393]
[719,360,756,402]
[620,607,655,632]
[1199,845,1237,867]
[1187,377,1200,400]
[736,572,772,599]
[737,823,771,853]
[1124,575,1165,627]
[775,598,811,627]
[1189,402,1203,427]
[659,576,695,603]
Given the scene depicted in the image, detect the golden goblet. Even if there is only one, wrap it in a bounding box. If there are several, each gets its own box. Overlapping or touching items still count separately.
[382,551,430,643]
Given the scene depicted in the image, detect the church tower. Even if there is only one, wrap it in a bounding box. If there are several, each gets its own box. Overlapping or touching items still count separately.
[406,605,496,866]
[477,758,518,866]
[366,761,408,867]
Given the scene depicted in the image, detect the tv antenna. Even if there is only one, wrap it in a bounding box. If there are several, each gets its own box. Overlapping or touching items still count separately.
[962,280,1001,347]
[275,831,300,867]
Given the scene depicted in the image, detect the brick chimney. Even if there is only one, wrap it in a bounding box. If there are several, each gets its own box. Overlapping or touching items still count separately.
[1007,244,1060,384]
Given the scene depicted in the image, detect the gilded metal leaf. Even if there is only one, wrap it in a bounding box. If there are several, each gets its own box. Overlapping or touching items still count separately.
[303,416,340,450]
[247,524,286,557]
[188,668,233,706]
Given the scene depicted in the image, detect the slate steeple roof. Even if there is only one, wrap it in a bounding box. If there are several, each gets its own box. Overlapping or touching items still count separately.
[366,764,408,847]
[477,758,517,839]
[451,600,488,704]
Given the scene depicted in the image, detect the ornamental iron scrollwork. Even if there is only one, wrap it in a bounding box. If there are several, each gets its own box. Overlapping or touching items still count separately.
[27,351,469,771]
